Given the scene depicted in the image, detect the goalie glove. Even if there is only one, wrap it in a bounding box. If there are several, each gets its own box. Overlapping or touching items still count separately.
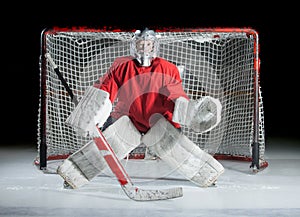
[65,86,112,137]
[172,96,222,133]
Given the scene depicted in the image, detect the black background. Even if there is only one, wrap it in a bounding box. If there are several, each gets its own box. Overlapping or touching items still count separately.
[2,4,298,146]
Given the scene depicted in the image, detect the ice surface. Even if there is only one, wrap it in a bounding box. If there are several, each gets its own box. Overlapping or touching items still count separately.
[0,137,300,217]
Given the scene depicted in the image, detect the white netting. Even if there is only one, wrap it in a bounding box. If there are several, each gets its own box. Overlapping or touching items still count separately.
[37,28,265,165]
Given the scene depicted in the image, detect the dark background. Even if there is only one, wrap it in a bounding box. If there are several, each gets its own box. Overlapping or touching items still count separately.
[2,4,298,147]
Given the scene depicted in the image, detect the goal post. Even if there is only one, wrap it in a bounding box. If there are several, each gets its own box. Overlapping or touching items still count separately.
[36,27,267,172]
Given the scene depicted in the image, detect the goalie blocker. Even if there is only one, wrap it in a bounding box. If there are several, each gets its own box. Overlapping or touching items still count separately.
[65,86,112,137]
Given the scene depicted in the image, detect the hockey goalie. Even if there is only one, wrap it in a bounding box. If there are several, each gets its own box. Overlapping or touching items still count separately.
[57,28,224,189]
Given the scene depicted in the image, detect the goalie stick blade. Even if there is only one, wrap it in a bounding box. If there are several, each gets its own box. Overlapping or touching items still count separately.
[122,184,183,201]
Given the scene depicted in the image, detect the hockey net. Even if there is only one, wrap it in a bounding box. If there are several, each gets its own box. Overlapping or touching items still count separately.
[36,27,267,172]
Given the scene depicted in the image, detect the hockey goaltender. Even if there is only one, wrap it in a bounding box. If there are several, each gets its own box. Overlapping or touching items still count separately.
[57,28,224,193]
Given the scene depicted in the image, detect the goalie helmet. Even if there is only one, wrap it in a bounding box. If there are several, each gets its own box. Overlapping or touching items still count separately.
[130,28,159,67]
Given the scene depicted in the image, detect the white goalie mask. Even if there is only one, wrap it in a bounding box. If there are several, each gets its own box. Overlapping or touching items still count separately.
[130,28,159,67]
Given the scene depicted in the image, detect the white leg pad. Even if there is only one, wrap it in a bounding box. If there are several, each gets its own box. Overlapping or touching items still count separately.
[142,117,224,187]
[102,115,142,159]
[57,140,106,189]
[57,115,142,189]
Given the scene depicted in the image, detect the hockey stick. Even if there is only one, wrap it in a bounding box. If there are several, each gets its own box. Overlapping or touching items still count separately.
[45,53,183,201]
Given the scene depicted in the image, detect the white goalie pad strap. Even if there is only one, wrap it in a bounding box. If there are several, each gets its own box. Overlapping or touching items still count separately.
[172,96,222,133]
[103,115,142,159]
[142,117,224,187]
[65,86,112,137]
[57,140,107,189]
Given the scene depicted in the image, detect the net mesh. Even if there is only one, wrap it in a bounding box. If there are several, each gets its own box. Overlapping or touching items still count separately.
[37,28,265,163]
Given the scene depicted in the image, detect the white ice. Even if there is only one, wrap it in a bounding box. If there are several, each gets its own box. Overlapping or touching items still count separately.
[0,137,300,217]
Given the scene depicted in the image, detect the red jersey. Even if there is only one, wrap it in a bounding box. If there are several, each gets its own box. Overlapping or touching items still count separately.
[94,56,188,133]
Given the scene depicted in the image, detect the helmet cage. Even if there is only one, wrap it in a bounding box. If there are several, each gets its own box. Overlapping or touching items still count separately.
[130,29,159,66]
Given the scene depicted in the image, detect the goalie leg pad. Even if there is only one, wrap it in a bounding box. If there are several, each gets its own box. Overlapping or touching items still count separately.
[102,115,142,159]
[142,117,224,187]
[57,115,142,189]
[57,140,106,189]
